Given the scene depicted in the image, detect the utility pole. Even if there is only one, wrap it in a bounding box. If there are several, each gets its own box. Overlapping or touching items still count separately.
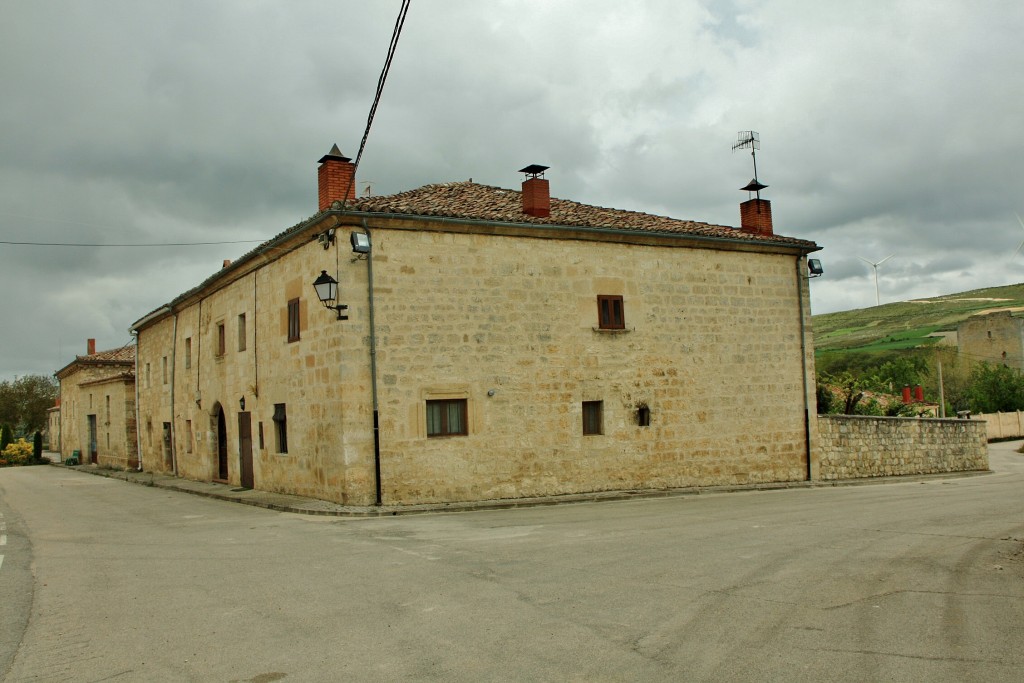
[937,355,946,418]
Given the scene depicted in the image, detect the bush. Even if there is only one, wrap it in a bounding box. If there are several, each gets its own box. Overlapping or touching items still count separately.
[2,438,33,466]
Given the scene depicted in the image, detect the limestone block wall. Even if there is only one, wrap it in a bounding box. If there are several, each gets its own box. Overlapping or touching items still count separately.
[817,415,988,479]
[372,226,817,504]
[135,223,377,504]
[59,364,135,465]
[958,310,1024,370]
[134,212,817,507]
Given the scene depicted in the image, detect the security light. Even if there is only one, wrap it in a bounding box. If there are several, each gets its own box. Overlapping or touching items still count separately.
[351,231,371,254]
[808,259,824,277]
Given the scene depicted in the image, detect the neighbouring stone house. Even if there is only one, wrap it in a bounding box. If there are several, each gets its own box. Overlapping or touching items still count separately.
[129,146,822,505]
[957,309,1024,370]
[55,339,137,467]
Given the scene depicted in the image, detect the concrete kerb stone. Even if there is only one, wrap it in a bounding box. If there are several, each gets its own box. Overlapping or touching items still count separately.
[47,460,994,517]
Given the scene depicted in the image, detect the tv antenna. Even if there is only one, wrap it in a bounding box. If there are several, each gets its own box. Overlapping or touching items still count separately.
[732,130,767,199]
[858,254,895,306]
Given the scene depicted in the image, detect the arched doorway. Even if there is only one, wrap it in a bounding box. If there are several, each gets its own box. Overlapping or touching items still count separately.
[215,404,228,481]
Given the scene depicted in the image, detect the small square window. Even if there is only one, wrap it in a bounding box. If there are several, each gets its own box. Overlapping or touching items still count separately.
[426,399,468,437]
[288,299,301,343]
[582,400,603,435]
[597,295,624,330]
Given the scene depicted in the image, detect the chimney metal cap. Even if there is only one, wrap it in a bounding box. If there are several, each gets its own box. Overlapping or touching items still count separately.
[319,143,352,164]
[519,164,549,179]
[740,178,768,192]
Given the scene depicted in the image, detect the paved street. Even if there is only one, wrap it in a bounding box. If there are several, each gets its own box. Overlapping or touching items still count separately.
[1,444,1023,682]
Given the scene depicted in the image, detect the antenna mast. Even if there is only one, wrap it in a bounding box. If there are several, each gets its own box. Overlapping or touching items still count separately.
[732,131,767,199]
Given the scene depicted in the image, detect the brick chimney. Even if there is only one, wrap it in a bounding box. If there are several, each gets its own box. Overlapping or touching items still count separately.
[519,164,550,218]
[318,144,356,210]
[87,338,96,355]
[739,198,773,236]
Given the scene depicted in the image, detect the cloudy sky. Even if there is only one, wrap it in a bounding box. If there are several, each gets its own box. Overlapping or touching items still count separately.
[1,1,1022,380]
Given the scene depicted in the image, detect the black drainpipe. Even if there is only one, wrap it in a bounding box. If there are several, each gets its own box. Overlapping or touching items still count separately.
[362,219,383,505]
[796,255,813,480]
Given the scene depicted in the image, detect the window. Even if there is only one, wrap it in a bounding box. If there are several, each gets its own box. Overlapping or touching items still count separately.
[145,364,151,388]
[258,422,265,450]
[287,298,301,342]
[185,337,192,369]
[238,313,247,351]
[162,356,168,384]
[216,322,226,356]
[185,419,193,453]
[582,400,603,435]
[105,395,110,424]
[273,403,288,453]
[597,295,625,330]
[426,399,467,437]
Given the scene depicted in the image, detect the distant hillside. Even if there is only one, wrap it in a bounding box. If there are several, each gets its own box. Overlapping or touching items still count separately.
[812,282,1024,354]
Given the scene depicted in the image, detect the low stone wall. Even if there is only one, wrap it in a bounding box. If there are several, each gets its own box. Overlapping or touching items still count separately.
[817,415,988,480]
[974,411,1024,440]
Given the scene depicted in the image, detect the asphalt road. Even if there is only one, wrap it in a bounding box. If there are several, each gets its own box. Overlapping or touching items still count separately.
[1,443,1022,682]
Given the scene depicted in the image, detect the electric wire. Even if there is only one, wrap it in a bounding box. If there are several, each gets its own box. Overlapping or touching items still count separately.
[0,239,267,247]
[341,0,411,205]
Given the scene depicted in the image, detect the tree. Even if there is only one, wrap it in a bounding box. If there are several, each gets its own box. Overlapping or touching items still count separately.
[0,425,12,454]
[0,374,58,435]
[966,362,1024,413]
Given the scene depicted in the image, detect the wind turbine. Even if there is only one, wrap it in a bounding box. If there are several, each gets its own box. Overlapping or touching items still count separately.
[1013,213,1024,258]
[858,254,895,307]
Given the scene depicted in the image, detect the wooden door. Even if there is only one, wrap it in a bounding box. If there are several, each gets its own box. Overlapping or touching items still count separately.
[238,412,253,489]
[87,415,98,464]
[216,407,228,481]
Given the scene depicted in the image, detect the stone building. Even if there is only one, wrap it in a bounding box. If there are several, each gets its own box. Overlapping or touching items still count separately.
[957,309,1024,370]
[55,339,137,467]
[130,147,821,505]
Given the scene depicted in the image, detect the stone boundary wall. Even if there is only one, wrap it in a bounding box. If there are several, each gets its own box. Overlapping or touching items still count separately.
[974,412,1024,440]
[817,415,988,480]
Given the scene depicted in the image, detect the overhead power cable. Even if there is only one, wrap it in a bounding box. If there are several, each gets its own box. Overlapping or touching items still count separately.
[342,0,412,204]
[0,239,267,247]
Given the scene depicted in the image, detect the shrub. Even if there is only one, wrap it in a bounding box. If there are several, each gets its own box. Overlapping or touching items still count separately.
[2,438,33,466]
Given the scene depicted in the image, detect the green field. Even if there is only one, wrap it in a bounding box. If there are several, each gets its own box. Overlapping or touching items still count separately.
[812,282,1024,355]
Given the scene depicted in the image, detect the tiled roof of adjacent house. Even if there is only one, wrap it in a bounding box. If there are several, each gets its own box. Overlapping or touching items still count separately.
[56,344,136,379]
[81,345,136,363]
[339,181,817,248]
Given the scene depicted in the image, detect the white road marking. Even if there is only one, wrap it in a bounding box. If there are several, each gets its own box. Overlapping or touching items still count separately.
[0,555,4,570]
[0,535,6,545]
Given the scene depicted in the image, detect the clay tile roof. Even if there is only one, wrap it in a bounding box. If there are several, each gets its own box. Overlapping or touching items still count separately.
[56,343,136,379]
[83,345,136,363]
[340,181,817,249]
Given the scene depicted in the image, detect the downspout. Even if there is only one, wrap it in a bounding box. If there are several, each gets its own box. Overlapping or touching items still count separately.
[796,255,813,481]
[170,312,178,476]
[362,219,383,506]
[132,330,143,470]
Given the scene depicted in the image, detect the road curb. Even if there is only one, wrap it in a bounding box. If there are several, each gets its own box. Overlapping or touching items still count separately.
[49,461,994,517]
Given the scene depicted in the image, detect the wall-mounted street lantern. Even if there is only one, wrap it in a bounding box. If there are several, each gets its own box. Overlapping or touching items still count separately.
[312,270,349,320]
[239,396,246,411]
